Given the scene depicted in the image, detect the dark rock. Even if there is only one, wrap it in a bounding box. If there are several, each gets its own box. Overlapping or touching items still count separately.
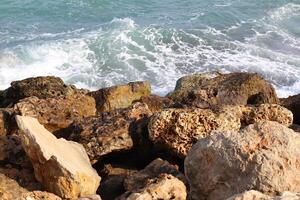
[134,95,174,112]
[281,94,300,125]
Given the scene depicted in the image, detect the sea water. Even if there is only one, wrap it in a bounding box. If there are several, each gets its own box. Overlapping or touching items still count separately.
[0,0,299,96]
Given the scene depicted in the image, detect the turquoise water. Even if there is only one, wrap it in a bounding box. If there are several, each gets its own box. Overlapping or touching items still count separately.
[0,0,300,96]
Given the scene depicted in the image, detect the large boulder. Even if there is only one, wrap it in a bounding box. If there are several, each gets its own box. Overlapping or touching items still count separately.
[68,103,152,163]
[16,115,101,199]
[0,76,80,107]
[90,81,151,112]
[117,174,187,200]
[124,158,186,192]
[148,104,292,158]
[226,190,300,200]
[185,121,300,200]
[281,94,300,125]
[168,73,279,106]
[14,94,96,133]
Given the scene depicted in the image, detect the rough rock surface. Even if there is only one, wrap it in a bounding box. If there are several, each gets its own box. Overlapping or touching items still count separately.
[16,115,101,199]
[118,174,186,200]
[20,191,62,200]
[281,94,300,125]
[90,81,151,112]
[0,76,80,107]
[185,121,300,200]
[68,103,152,162]
[14,94,96,133]
[0,108,15,136]
[226,190,300,200]
[168,73,279,106]
[0,173,28,200]
[148,104,292,158]
[134,95,174,112]
[124,158,186,191]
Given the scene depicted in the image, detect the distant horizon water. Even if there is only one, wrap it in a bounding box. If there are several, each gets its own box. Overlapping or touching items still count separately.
[0,0,299,97]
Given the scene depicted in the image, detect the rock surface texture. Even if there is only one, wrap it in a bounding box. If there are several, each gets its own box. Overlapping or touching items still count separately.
[118,174,186,200]
[68,103,152,162]
[90,81,151,112]
[226,190,300,200]
[281,94,300,125]
[168,73,279,106]
[14,94,96,133]
[16,115,101,199]
[185,121,300,200]
[148,104,292,158]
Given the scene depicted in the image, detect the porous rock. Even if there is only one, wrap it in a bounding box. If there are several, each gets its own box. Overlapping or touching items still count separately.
[117,174,187,200]
[148,104,292,158]
[16,115,101,199]
[124,158,186,191]
[20,191,62,200]
[0,173,28,200]
[185,121,300,200]
[226,190,300,200]
[68,103,152,162]
[14,94,96,133]
[134,95,174,112]
[0,76,80,107]
[90,81,151,112]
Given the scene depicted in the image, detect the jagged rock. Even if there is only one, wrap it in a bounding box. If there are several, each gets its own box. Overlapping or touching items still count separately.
[124,158,186,191]
[281,94,300,125]
[90,81,151,112]
[68,103,152,162]
[0,108,15,136]
[148,104,292,158]
[20,191,62,200]
[0,76,80,107]
[134,95,174,112]
[14,94,96,133]
[167,73,216,102]
[226,190,300,200]
[16,116,101,199]
[168,73,279,106]
[117,174,186,200]
[0,173,28,200]
[185,121,300,200]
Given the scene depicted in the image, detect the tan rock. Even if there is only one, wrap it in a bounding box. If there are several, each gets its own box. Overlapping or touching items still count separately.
[0,173,28,200]
[90,81,151,112]
[226,190,300,200]
[168,73,279,106]
[148,104,292,158]
[14,94,96,133]
[118,174,187,200]
[185,121,300,200]
[16,116,101,199]
[0,108,15,136]
[68,103,152,162]
[134,95,174,112]
[124,158,186,192]
[0,76,81,107]
[19,191,62,200]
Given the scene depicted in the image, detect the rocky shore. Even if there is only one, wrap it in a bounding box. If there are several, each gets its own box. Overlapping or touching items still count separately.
[1,72,300,200]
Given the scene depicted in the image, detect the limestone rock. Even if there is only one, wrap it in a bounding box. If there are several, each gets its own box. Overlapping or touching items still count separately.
[0,76,80,107]
[16,116,101,199]
[185,121,300,200]
[90,81,151,112]
[0,173,28,200]
[0,108,15,136]
[148,104,292,158]
[14,94,96,133]
[124,158,186,191]
[118,174,186,200]
[168,73,279,106]
[68,103,152,162]
[134,95,174,112]
[20,191,62,200]
[226,190,300,200]
[281,94,300,125]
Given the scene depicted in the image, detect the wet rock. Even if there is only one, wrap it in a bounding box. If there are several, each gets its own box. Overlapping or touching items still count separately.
[124,158,186,191]
[185,121,300,200]
[90,81,151,112]
[281,94,300,125]
[168,73,279,106]
[117,174,187,200]
[14,94,96,133]
[20,191,62,200]
[134,95,174,112]
[226,190,300,200]
[148,104,292,158]
[68,103,152,162]
[16,115,101,199]
[0,76,80,107]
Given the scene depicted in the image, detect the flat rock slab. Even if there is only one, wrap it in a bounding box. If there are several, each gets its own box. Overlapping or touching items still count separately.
[16,116,101,199]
